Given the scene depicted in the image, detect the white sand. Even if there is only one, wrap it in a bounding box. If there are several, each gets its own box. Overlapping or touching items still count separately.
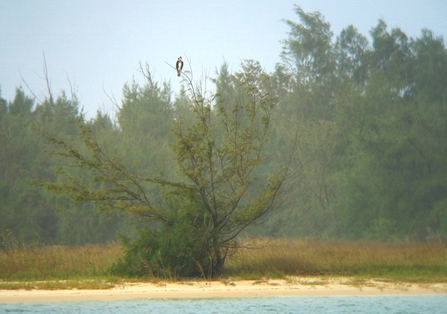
[1,278,446,303]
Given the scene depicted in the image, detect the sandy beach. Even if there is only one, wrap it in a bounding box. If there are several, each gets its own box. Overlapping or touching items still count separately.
[1,278,446,303]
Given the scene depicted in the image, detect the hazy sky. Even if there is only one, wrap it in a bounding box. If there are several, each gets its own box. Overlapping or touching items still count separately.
[1,0,446,118]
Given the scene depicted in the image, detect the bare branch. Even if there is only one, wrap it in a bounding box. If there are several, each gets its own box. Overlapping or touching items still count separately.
[18,66,40,102]
[42,51,54,105]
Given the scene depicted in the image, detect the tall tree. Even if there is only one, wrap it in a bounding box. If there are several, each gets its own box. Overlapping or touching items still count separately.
[37,62,289,277]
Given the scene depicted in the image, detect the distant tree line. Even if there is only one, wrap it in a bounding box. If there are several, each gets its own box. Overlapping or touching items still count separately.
[1,5,446,251]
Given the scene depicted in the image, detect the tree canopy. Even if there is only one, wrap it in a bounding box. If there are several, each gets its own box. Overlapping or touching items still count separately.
[1,5,446,265]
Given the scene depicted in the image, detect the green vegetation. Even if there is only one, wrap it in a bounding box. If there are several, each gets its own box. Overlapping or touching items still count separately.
[35,64,290,278]
[0,240,445,289]
[1,5,447,279]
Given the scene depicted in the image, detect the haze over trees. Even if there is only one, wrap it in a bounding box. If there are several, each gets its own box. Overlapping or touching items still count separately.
[1,6,446,273]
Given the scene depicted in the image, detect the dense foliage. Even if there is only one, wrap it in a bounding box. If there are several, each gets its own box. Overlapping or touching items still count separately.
[1,5,446,258]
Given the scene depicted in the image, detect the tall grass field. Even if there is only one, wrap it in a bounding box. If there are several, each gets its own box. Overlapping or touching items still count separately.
[223,239,447,281]
[1,239,446,287]
[0,244,121,281]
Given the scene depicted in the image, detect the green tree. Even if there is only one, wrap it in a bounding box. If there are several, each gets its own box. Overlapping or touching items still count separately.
[281,5,336,86]
[262,8,447,242]
[38,63,289,277]
[0,86,124,246]
[334,25,370,88]
[0,88,57,244]
[332,26,447,240]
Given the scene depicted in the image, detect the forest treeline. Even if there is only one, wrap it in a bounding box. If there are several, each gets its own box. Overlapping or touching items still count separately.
[1,7,446,247]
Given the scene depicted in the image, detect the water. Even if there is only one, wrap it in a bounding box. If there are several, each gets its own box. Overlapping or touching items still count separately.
[1,295,446,313]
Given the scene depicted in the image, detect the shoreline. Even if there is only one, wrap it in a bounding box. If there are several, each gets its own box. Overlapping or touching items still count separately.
[1,278,446,303]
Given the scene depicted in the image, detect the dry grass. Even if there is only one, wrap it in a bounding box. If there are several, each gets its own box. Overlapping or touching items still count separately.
[0,244,121,281]
[1,239,446,287]
[223,239,447,281]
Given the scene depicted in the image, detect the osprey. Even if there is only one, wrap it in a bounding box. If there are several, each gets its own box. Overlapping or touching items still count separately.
[176,56,183,77]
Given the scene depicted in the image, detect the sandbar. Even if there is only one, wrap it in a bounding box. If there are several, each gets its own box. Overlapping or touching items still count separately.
[1,278,446,303]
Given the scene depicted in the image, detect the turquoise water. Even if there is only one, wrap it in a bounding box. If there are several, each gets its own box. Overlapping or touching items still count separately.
[1,295,446,313]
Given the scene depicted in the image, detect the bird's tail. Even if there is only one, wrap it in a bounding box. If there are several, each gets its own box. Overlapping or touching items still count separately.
[177,70,181,77]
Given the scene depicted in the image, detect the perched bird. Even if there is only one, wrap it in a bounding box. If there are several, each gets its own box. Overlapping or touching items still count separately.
[176,56,183,77]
